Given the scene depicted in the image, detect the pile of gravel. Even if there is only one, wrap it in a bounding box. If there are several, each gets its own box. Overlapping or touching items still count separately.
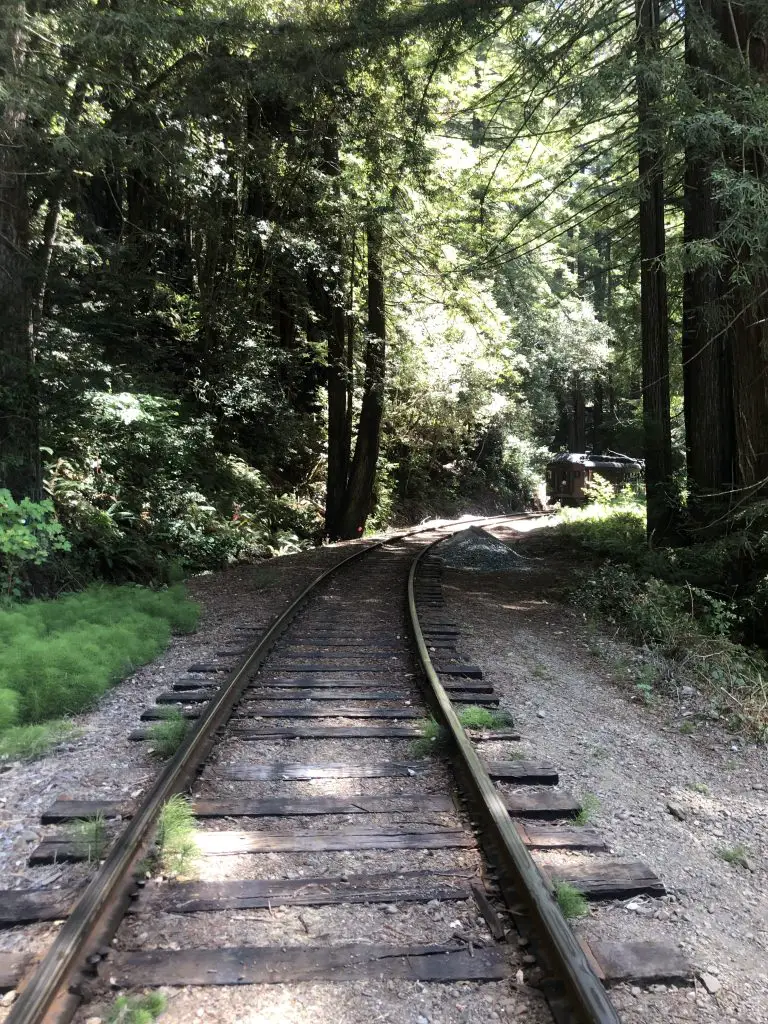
[437,528,533,572]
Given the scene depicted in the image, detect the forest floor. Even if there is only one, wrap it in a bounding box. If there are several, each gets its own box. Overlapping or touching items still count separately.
[442,519,768,1024]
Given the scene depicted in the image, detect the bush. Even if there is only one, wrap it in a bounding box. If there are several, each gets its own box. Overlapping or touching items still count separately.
[0,490,71,600]
[45,395,322,585]
[0,585,198,731]
[0,688,20,730]
[574,563,768,739]
[548,501,768,739]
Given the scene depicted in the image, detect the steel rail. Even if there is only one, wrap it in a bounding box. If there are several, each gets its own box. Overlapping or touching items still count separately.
[8,512,547,1024]
[407,535,622,1024]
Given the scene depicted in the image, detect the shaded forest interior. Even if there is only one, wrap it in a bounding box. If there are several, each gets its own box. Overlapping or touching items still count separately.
[1,0,767,584]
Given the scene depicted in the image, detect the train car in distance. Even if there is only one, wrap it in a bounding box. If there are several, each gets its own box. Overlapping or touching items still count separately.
[545,450,644,505]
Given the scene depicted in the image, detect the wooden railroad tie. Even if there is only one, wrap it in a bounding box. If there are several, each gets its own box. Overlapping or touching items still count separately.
[131,869,477,913]
[97,943,511,987]
[538,858,666,899]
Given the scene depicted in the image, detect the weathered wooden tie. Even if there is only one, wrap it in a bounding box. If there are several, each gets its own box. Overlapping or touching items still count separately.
[99,943,510,987]
[132,870,475,913]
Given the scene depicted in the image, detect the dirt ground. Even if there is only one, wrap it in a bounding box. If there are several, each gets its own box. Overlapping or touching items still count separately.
[441,520,768,1024]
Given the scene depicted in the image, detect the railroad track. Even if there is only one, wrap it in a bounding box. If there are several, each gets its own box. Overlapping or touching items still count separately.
[0,516,687,1024]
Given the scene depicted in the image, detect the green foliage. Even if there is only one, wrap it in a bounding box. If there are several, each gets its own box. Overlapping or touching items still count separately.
[0,491,70,600]
[47,403,320,585]
[107,992,167,1024]
[574,793,600,826]
[547,502,768,738]
[555,503,647,561]
[458,706,514,730]
[553,881,589,919]
[155,795,199,877]
[0,720,78,760]
[575,562,768,736]
[716,845,750,870]
[0,689,19,731]
[147,709,189,758]
[411,717,447,757]
[581,474,616,506]
[0,585,198,733]
[686,781,709,794]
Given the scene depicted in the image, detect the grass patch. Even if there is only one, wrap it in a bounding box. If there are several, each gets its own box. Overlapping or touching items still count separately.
[156,794,199,877]
[410,718,447,758]
[0,584,198,742]
[717,844,750,869]
[573,792,600,826]
[679,720,695,735]
[686,781,709,794]
[458,705,514,730]
[69,813,108,863]
[553,880,589,919]
[147,709,189,758]
[0,720,79,760]
[107,991,167,1024]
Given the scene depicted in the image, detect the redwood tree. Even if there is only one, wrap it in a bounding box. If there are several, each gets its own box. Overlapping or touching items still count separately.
[0,1,41,501]
[636,0,675,540]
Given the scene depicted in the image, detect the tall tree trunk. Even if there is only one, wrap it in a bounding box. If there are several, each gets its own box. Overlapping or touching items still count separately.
[684,2,741,528]
[636,0,675,540]
[572,384,586,452]
[719,4,768,500]
[0,1,40,500]
[593,378,604,450]
[337,215,386,539]
[319,125,350,540]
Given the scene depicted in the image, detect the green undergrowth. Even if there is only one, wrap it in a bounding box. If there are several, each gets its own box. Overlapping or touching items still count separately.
[147,708,190,758]
[458,705,514,730]
[0,584,198,759]
[0,720,80,760]
[543,498,768,741]
[411,717,447,758]
[155,795,199,877]
[553,880,589,919]
[573,792,600,826]
[106,992,167,1024]
[717,844,751,869]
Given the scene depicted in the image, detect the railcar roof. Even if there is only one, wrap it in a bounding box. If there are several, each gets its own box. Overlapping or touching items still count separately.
[548,452,644,471]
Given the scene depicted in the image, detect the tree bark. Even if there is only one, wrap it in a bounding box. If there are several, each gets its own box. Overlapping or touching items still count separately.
[572,384,586,452]
[337,215,386,539]
[682,0,768,524]
[636,0,675,540]
[318,124,351,540]
[0,1,41,500]
[719,4,768,500]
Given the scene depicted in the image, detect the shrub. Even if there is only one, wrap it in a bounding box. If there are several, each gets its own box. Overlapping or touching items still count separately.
[0,490,71,600]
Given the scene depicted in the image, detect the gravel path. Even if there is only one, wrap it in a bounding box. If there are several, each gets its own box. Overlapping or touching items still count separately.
[439,522,768,1024]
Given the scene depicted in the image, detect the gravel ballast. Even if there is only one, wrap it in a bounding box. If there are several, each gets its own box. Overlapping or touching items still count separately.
[441,520,768,1024]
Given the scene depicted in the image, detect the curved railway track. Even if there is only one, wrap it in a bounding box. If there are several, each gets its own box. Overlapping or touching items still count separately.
[2,515,678,1024]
